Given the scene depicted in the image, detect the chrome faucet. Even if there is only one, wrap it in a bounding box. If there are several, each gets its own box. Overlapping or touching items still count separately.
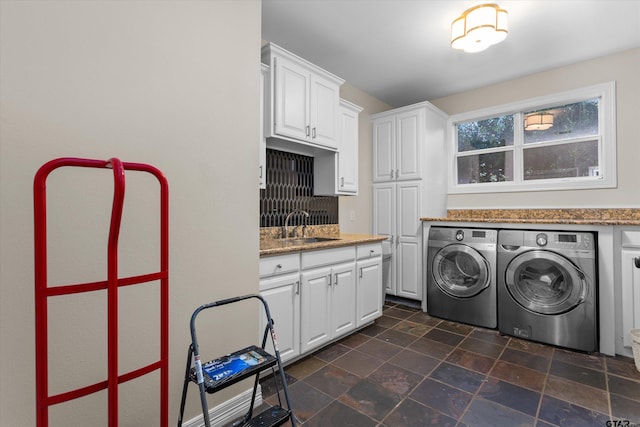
[283,209,309,238]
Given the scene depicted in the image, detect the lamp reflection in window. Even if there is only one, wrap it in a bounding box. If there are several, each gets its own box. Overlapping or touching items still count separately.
[524,112,554,131]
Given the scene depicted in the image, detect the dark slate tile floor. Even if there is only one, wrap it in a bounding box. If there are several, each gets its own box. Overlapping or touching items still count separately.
[254,300,640,427]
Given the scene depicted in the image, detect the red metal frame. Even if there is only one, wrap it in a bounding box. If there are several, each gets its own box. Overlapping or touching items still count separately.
[34,157,169,427]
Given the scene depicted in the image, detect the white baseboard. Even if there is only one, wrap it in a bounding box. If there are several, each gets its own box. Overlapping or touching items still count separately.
[181,386,262,427]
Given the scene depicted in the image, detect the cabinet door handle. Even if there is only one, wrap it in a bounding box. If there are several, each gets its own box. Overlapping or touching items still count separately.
[275,264,282,270]
[259,165,263,179]
[359,268,363,278]
[390,170,394,178]
[635,257,640,268]
[340,177,344,187]
[327,274,332,286]
[312,127,316,138]
[306,125,310,137]
[295,281,300,295]
[395,169,399,179]
[334,273,338,286]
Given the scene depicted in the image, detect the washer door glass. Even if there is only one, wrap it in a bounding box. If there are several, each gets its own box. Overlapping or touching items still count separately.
[432,244,490,298]
[505,250,586,315]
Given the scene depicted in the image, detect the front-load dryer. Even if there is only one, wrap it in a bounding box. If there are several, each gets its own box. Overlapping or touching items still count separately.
[497,229,598,352]
[427,227,497,328]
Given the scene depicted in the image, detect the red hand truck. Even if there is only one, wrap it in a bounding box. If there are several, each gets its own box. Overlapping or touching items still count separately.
[34,157,169,427]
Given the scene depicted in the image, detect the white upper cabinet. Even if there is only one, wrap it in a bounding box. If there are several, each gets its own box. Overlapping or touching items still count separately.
[337,100,361,194]
[314,99,362,196]
[310,74,341,148]
[274,57,309,141]
[372,107,424,182]
[262,43,344,150]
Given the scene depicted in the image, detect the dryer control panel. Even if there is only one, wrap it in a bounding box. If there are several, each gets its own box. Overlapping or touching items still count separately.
[429,227,497,244]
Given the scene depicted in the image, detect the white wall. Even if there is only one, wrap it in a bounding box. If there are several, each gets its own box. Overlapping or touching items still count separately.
[430,48,640,209]
[0,1,261,425]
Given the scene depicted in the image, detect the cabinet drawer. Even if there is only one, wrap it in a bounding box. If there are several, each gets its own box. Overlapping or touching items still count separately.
[357,243,383,259]
[622,230,640,248]
[301,246,356,270]
[260,253,300,277]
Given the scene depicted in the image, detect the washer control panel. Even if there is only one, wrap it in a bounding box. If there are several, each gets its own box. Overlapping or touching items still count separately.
[525,231,594,250]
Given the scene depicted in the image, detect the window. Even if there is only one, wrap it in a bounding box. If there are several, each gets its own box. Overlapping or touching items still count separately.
[448,82,616,193]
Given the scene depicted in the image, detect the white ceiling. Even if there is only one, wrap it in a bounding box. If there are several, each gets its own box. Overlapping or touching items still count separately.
[262,0,640,107]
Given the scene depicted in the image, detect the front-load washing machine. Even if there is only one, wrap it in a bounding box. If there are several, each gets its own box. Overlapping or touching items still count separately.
[497,229,598,352]
[427,227,497,328]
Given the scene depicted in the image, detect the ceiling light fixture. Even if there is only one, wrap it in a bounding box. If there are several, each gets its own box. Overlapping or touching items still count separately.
[524,112,554,131]
[451,3,508,53]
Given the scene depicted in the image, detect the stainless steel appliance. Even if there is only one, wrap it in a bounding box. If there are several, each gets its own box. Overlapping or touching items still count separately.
[427,227,498,328]
[497,229,598,352]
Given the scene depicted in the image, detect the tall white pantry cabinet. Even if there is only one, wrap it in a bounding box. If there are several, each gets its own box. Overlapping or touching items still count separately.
[371,101,448,301]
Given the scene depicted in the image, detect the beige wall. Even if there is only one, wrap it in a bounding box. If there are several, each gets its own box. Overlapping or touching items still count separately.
[339,84,392,233]
[430,48,640,210]
[0,1,261,425]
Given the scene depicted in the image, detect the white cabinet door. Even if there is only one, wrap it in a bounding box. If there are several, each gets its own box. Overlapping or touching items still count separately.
[373,183,396,257]
[373,182,396,294]
[313,99,361,196]
[372,181,422,300]
[621,248,640,348]
[274,56,310,142]
[396,109,423,181]
[337,100,361,194]
[259,273,300,363]
[372,107,423,183]
[372,116,395,182]
[396,181,423,300]
[310,74,339,149]
[331,263,357,338]
[300,267,332,353]
[357,257,383,327]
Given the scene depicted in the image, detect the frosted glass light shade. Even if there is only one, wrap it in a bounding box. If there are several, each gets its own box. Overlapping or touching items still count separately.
[451,4,508,53]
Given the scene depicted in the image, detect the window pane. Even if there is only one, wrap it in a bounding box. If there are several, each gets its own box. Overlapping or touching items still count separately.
[457,115,514,152]
[524,98,599,144]
[523,140,599,180]
[457,151,514,184]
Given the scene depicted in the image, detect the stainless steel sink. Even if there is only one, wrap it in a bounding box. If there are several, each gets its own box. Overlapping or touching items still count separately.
[280,237,340,245]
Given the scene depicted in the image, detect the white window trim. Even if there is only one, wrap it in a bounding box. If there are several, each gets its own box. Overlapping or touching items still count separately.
[447,81,617,194]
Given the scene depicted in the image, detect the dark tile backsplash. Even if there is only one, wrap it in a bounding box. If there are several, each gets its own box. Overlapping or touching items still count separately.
[260,149,338,228]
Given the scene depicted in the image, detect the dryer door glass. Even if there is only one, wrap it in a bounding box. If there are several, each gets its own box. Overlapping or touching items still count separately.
[505,250,586,314]
[432,244,490,298]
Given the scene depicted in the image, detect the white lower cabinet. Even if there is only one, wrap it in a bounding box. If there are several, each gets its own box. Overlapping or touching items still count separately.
[300,267,332,352]
[260,243,381,362]
[300,263,356,353]
[259,273,300,363]
[356,255,383,327]
[332,264,358,336]
[300,246,357,354]
[620,229,640,350]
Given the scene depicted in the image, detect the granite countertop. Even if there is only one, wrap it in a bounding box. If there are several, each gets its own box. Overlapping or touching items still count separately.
[260,233,387,256]
[421,208,640,226]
